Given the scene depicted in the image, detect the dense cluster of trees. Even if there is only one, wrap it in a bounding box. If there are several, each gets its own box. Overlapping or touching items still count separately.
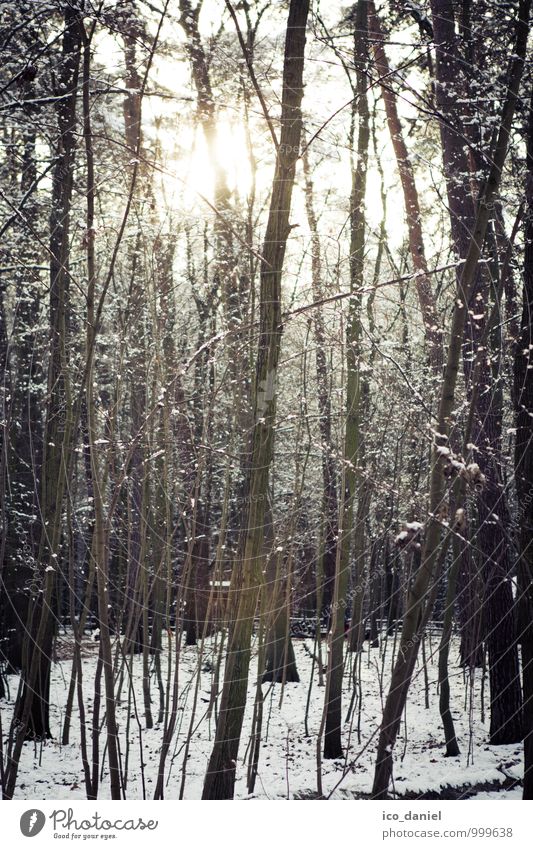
[1,0,533,800]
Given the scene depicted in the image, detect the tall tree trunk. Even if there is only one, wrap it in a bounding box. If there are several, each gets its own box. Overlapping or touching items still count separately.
[323,0,369,760]
[81,24,122,798]
[368,0,442,373]
[371,0,531,797]
[514,87,533,800]
[302,142,338,616]
[435,0,523,745]
[120,15,152,657]
[202,0,310,799]
[178,1,239,643]
[4,4,82,796]
[0,71,43,674]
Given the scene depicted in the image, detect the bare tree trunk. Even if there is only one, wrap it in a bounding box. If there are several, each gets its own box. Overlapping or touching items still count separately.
[4,4,82,797]
[434,0,522,746]
[81,24,122,799]
[120,15,152,658]
[0,59,44,675]
[323,0,369,760]
[514,87,533,800]
[202,0,310,799]
[177,1,241,644]
[302,142,338,616]
[368,1,442,373]
[372,0,531,797]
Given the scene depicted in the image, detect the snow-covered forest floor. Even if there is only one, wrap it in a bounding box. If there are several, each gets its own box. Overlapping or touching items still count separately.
[1,633,523,800]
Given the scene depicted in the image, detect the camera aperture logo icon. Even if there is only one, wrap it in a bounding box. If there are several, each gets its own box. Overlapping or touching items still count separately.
[20,809,46,838]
